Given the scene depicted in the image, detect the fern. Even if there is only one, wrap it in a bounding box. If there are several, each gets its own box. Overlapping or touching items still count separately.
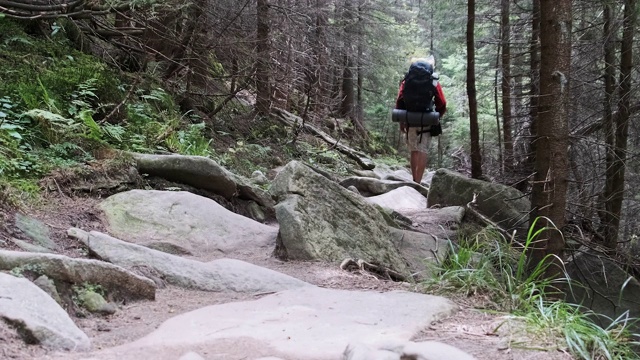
[103,124,126,142]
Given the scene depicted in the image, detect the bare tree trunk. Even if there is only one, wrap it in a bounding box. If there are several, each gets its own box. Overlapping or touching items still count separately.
[255,0,272,115]
[467,0,483,179]
[529,0,572,278]
[340,56,355,119]
[500,0,513,173]
[602,1,617,248]
[522,0,540,192]
[494,43,503,173]
[603,0,636,250]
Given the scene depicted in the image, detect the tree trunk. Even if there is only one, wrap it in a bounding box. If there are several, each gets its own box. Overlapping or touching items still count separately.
[467,0,482,179]
[603,0,636,250]
[255,0,272,115]
[340,56,355,120]
[494,45,503,173]
[522,0,540,191]
[601,1,617,248]
[529,0,572,278]
[500,0,513,173]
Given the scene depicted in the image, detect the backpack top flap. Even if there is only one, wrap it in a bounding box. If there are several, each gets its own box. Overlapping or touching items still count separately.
[403,61,435,112]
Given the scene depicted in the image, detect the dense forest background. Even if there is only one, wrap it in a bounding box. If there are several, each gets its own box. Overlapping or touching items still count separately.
[0,0,639,267]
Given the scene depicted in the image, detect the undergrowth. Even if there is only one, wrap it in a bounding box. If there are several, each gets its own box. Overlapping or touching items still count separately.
[424,218,640,359]
[0,17,362,204]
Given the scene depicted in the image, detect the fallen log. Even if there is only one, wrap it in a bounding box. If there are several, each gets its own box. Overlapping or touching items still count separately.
[272,107,375,170]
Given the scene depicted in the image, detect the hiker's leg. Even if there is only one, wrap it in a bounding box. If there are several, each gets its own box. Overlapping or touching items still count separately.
[414,151,428,183]
[410,151,420,181]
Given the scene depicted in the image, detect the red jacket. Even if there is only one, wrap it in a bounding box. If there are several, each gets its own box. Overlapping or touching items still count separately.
[395,80,447,117]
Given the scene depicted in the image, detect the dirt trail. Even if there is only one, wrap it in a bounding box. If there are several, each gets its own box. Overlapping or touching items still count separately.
[0,194,573,360]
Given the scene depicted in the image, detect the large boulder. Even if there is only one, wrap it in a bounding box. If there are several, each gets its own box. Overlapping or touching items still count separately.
[270,161,409,276]
[0,272,90,351]
[68,229,309,293]
[130,153,272,206]
[76,286,456,360]
[0,250,155,301]
[565,251,640,328]
[99,190,278,259]
[340,177,429,198]
[427,169,529,232]
[366,186,427,211]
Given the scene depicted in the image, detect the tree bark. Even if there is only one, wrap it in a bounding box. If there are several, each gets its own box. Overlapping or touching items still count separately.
[601,1,617,248]
[467,0,483,179]
[529,0,572,279]
[603,0,636,250]
[255,0,272,115]
[500,0,513,173]
[523,0,540,188]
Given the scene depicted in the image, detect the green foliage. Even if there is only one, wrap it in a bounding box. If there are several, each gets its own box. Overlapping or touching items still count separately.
[165,122,213,156]
[216,140,271,176]
[0,20,202,185]
[10,263,44,278]
[424,218,639,359]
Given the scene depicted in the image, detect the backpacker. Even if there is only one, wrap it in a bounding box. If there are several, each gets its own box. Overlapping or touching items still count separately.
[403,61,436,113]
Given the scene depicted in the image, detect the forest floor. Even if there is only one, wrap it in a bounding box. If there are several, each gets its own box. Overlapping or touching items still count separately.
[0,184,573,360]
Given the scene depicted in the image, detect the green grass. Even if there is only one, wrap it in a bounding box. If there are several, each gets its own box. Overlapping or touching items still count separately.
[424,217,640,359]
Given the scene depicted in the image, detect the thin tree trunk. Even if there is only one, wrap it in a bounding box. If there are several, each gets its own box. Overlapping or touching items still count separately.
[529,0,572,279]
[604,0,636,250]
[494,44,503,173]
[525,0,540,187]
[255,0,272,115]
[602,1,617,248]
[467,0,482,179]
[500,0,513,173]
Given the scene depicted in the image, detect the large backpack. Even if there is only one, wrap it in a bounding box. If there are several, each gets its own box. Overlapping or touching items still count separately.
[403,61,436,113]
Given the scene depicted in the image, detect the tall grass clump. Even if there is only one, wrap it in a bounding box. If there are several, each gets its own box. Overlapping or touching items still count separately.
[424,217,640,359]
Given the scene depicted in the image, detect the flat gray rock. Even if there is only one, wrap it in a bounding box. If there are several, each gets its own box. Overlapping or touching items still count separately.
[340,177,429,198]
[9,237,53,253]
[15,213,56,250]
[0,272,90,351]
[76,287,456,360]
[367,186,427,211]
[100,190,278,259]
[70,229,309,293]
[343,341,476,360]
[398,206,466,239]
[130,153,273,206]
[0,249,155,301]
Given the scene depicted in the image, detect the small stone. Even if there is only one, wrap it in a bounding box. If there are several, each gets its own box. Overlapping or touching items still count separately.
[33,275,62,305]
[79,290,117,315]
[248,201,266,223]
[97,324,112,332]
[251,170,269,185]
[401,341,476,360]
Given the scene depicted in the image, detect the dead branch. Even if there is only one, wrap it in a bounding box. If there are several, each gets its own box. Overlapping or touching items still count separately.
[272,107,375,170]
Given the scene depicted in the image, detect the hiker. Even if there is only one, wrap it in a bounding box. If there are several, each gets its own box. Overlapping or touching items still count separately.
[395,56,447,183]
